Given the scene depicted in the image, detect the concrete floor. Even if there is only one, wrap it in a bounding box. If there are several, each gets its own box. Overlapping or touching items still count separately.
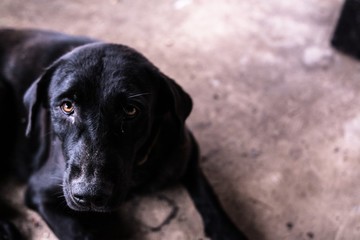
[1,0,359,239]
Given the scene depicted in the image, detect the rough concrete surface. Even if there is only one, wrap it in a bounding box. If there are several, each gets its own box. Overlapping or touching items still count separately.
[1,0,359,239]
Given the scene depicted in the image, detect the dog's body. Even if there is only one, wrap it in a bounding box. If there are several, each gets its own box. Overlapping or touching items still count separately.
[0,29,247,240]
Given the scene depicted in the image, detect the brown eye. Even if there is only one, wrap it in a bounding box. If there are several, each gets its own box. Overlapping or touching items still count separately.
[124,105,137,117]
[61,101,74,115]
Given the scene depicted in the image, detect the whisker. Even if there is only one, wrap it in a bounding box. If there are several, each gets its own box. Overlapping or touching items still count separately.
[56,194,65,199]
[53,188,65,195]
[49,176,63,180]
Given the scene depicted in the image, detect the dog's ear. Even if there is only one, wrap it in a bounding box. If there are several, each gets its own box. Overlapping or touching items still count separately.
[23,64,58,136]
[158,73,193,123]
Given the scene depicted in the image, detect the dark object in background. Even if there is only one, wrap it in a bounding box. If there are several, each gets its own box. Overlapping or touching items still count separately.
[331,0,360,59]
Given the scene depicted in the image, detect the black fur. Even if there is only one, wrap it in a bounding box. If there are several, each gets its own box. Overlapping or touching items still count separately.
[0,29,247,240]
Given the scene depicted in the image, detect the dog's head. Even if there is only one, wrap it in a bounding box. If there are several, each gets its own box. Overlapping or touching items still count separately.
[23,43,192,212]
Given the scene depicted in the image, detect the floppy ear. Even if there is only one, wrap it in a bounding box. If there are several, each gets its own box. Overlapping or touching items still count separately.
[159,73,193,123]
[23,65,58,136]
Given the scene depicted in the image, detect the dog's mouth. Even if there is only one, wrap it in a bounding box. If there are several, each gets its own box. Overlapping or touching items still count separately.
[67,193,113,213]
[63,179,122,213]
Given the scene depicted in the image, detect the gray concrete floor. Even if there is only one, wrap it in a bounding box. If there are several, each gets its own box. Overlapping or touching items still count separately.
[1,0,359,239]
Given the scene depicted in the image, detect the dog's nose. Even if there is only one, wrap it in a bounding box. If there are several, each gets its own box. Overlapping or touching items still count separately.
[73,192,109,208]
[71,182,113,208]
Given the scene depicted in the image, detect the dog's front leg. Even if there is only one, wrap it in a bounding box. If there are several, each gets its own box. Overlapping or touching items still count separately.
[182,165,248,240]
[34,201,124,240]
[180,135,248,240]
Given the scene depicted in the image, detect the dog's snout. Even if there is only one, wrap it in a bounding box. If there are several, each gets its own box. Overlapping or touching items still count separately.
[73,191,109,208]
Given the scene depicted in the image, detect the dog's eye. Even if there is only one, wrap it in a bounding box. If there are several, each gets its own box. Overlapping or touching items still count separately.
[61,101,75,115]
[123,105,137,117]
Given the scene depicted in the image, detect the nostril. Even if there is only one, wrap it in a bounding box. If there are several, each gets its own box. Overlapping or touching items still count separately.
[71,181,113,209]
[73,194,89,207]
[72,193,109,208]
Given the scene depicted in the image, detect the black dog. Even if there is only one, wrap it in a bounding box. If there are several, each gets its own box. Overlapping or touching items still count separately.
[0,29,247,240]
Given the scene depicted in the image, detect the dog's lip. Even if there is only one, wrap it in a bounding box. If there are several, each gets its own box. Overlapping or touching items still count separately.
[67,192,114,212]
[67,191,88,210]
[64,184,116,212]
